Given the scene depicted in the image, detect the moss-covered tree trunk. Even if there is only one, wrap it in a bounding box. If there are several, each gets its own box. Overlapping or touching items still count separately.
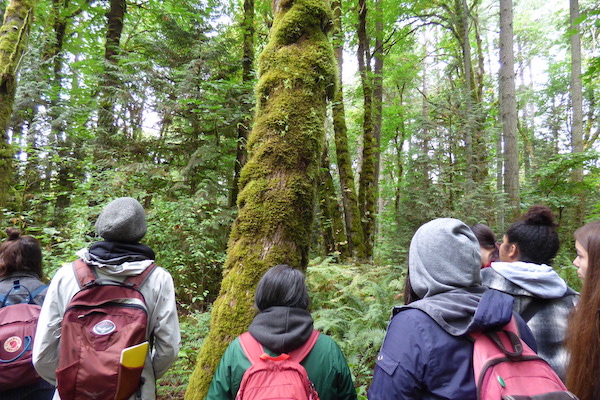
[357,0,375,259]
[331,0,365,260]
[184,0,336,398]
[0,0,36,214]
[318,145,349,258]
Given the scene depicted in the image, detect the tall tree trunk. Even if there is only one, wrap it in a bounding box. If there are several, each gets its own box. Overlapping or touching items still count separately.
[459,0,474,190]
[0,0,36,215]
[96,0,126,154]
[372,0,383,247]
[50,0,71,222]
[357,0,375,259]
[318,146,349,258]
[499,0,520,219]
[230,0,255,207]
[184,0,336,397]
[570,0,585,226]
[330,0,365,259]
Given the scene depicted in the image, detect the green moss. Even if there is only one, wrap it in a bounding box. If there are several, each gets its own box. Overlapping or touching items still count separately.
[185,1,335,398]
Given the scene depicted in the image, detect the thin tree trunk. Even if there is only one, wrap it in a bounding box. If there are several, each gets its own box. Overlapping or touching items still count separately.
[230,0,255,207]
[459,0,474,190]
[372,0,383,249]
[357,0,375,259]
[331,0,365,259]
[318,146,349,258]
[184,0,336,397]
[570,0,585,227]
[499,0,520,219]
[96,0,126,154]
[0,0,37,215]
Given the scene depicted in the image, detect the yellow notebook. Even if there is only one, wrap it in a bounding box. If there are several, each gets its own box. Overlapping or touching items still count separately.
[120,342,149,369]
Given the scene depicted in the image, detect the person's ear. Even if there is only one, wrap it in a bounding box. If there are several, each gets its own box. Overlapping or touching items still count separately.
[508,243,519,259]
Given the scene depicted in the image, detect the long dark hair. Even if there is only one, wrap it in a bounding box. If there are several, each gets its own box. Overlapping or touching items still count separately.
[566,220,600,400]
[254,264,310,311]
[505,205,559,265]
[0,227,43,278]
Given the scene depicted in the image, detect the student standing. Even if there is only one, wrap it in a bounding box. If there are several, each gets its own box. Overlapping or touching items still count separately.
[33,197,180,400]
[481,205,578,381]
[0,228,54,400]
[369,218,535,399]
[206,264,357,400]
[565,220,600,400]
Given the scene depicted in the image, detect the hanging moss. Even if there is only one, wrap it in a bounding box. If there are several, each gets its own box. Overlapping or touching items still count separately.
[185,0,336,398]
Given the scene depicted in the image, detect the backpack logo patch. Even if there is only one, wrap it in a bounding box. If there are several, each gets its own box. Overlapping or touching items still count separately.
[4,336,22,352]
[92,320,116,335]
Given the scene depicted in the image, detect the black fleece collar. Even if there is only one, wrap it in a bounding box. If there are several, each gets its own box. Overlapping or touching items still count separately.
[248,306,314,354]
[88,241,155,265]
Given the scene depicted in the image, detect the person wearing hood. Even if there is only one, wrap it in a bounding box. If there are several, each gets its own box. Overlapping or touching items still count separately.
[481,205,578,381]
[32,197,181,400]
[369,218,536,400]
[205,264,357,400]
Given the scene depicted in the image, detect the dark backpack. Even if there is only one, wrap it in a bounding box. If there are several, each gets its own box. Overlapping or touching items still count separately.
[56,259,156,400]
[0,280,47,390]
[471,316,578,400]
[236,330,321,400]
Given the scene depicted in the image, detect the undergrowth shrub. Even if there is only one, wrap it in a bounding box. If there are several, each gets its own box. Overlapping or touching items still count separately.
[307,258,406,398]
[157,309,211,399]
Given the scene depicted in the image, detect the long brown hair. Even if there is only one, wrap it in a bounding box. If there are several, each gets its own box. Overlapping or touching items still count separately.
[0,227,43,278]
[566,220,600,400]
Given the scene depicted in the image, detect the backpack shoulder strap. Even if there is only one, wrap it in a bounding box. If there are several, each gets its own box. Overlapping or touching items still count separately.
[239,332,265,365]
[29,284,48,302]
[289,330,320,363]
[123,263,157,289]
[520,297,544,323]
[73,259,97,288]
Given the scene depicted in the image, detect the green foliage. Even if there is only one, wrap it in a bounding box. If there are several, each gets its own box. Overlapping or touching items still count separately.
[157,310,212,399]
[307,258,406,396]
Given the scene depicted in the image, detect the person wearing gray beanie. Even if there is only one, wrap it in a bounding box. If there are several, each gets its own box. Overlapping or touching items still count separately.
[95,197,147,243]
[33,197,180,400]
[369,218,536,400]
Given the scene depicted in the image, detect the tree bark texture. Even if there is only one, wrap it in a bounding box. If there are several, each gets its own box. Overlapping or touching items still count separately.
[330,0,365,259]
[499,0,520,219]
[184,0,336,397]
[357,0,375,259]
[0,0,36,213]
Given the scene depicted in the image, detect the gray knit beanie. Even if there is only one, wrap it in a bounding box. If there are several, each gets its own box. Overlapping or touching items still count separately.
[95,197,147,242]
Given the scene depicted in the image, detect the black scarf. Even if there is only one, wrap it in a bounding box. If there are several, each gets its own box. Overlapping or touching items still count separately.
[88,241,155,265]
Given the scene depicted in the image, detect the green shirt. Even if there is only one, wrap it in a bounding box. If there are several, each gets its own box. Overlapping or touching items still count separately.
[205,333,357,400]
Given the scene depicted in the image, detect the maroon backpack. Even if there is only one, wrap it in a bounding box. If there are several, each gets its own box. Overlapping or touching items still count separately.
[0,281,47,390]
[56,259,156,400]
[236,329,321,400]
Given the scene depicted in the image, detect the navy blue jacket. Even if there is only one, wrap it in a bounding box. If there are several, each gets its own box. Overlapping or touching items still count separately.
[368,290,536,400]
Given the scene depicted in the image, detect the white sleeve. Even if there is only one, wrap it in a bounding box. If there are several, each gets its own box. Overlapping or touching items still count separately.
[32,264,78,385]
[145,268,181,378]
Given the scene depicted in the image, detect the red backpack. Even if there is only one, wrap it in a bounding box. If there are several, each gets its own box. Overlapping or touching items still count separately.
[56,259,156,400]
[236,329,321,400]
[0,281,47,390]
[472,317,578,400]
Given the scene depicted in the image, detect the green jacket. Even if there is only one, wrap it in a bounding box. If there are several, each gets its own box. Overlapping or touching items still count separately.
[206,333,357,400]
